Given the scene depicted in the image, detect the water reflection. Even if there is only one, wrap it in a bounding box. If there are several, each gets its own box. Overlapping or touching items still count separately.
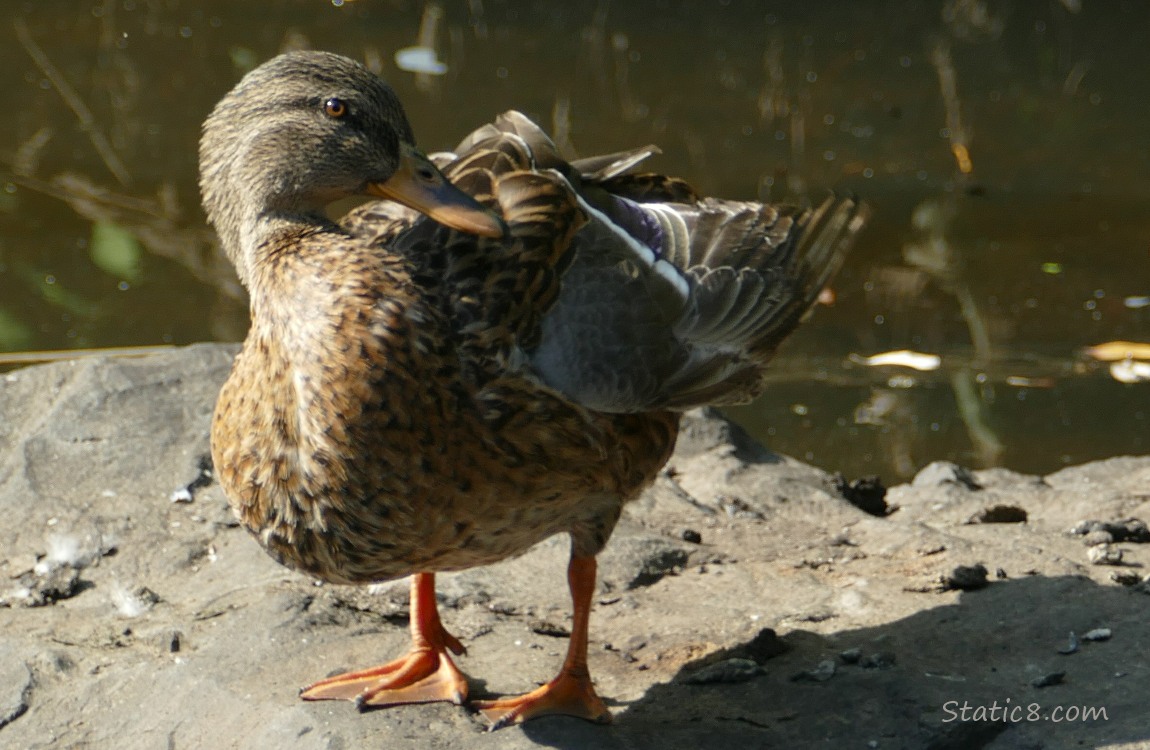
[0,0,1147,481]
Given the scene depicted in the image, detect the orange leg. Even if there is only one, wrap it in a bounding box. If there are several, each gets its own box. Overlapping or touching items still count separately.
[300,572,469,709]
[474,555,611,730]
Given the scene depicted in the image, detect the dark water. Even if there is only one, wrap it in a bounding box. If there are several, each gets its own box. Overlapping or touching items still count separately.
[1,0,1147,481]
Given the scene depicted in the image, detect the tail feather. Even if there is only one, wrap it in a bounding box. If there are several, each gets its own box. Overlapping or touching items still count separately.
[687,203,795,271]
[652,195,866,407]
[570,146,662,181]
[681,267,744,341]
[678,195,864,353]
[750,195,867,357]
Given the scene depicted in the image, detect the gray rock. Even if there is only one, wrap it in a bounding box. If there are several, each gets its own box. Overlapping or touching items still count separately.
[912,461,981,490]
[683,657,765,684]
[598,534,693,591]
[790,658,836,682]
[1032,671,1066,688]
[0,345,1148,749]
[1087,545,1124,565]
[0,650,32,730]
[942,563,989,591]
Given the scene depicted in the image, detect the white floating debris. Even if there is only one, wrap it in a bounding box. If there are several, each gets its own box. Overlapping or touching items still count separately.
[852,349,941,371]
[1110,359,1150,384]
[1082,627,1112,642]
[1083,340,1150,361]
[1005,375,1055,388]
[394,46,447,75]
[1124,296,1150,309]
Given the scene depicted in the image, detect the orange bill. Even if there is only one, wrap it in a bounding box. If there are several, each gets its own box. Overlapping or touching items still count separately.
[367,144,506,238]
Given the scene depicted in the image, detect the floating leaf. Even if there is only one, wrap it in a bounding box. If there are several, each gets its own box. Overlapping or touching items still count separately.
[1083,341,1150,361]
[89,220,143,283]
[229,46,260,74]
[0,307,33,351]
[850,349,942,371]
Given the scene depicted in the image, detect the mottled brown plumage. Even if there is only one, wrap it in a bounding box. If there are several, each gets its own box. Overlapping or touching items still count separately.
[201,50,865,730]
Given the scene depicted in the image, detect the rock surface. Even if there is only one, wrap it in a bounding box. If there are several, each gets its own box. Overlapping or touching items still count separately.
[1,344,1148,749]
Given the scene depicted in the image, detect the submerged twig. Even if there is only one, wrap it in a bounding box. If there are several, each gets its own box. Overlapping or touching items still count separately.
[13,17,132,186]
[13,127,54,177]
[930,41,973,176]
[579,2,612,99]
[551,95,576,159]
[414,1,445,92]
[903,199,993,363]
[611,32,645,122]
[951,368,1004,467]
[10,172,244,302]
[1062,60,1091,96]
[757,34,788,126]
[466,0,488,40]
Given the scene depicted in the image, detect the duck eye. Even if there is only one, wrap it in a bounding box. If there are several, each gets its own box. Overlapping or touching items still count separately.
[323,97,348,118]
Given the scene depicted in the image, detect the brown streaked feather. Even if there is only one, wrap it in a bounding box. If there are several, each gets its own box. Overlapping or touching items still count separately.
[346,110,865,415]
[594,172,700,204]
[339,201,419,245]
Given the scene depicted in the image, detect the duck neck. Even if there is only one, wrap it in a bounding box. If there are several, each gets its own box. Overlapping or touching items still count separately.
[208,160,339,288]
[242,211,343,314]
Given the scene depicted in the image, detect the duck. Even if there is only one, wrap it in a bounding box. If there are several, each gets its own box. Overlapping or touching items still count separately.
[200,49,866,730]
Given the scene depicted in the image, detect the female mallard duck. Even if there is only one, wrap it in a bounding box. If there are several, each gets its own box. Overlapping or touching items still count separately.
[201,50,866,730]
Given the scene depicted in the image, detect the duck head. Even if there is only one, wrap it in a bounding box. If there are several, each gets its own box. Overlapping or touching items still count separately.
[199,50,505,286]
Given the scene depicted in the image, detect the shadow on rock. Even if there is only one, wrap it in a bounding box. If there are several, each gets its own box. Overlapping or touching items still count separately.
[522,575,1146,749]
